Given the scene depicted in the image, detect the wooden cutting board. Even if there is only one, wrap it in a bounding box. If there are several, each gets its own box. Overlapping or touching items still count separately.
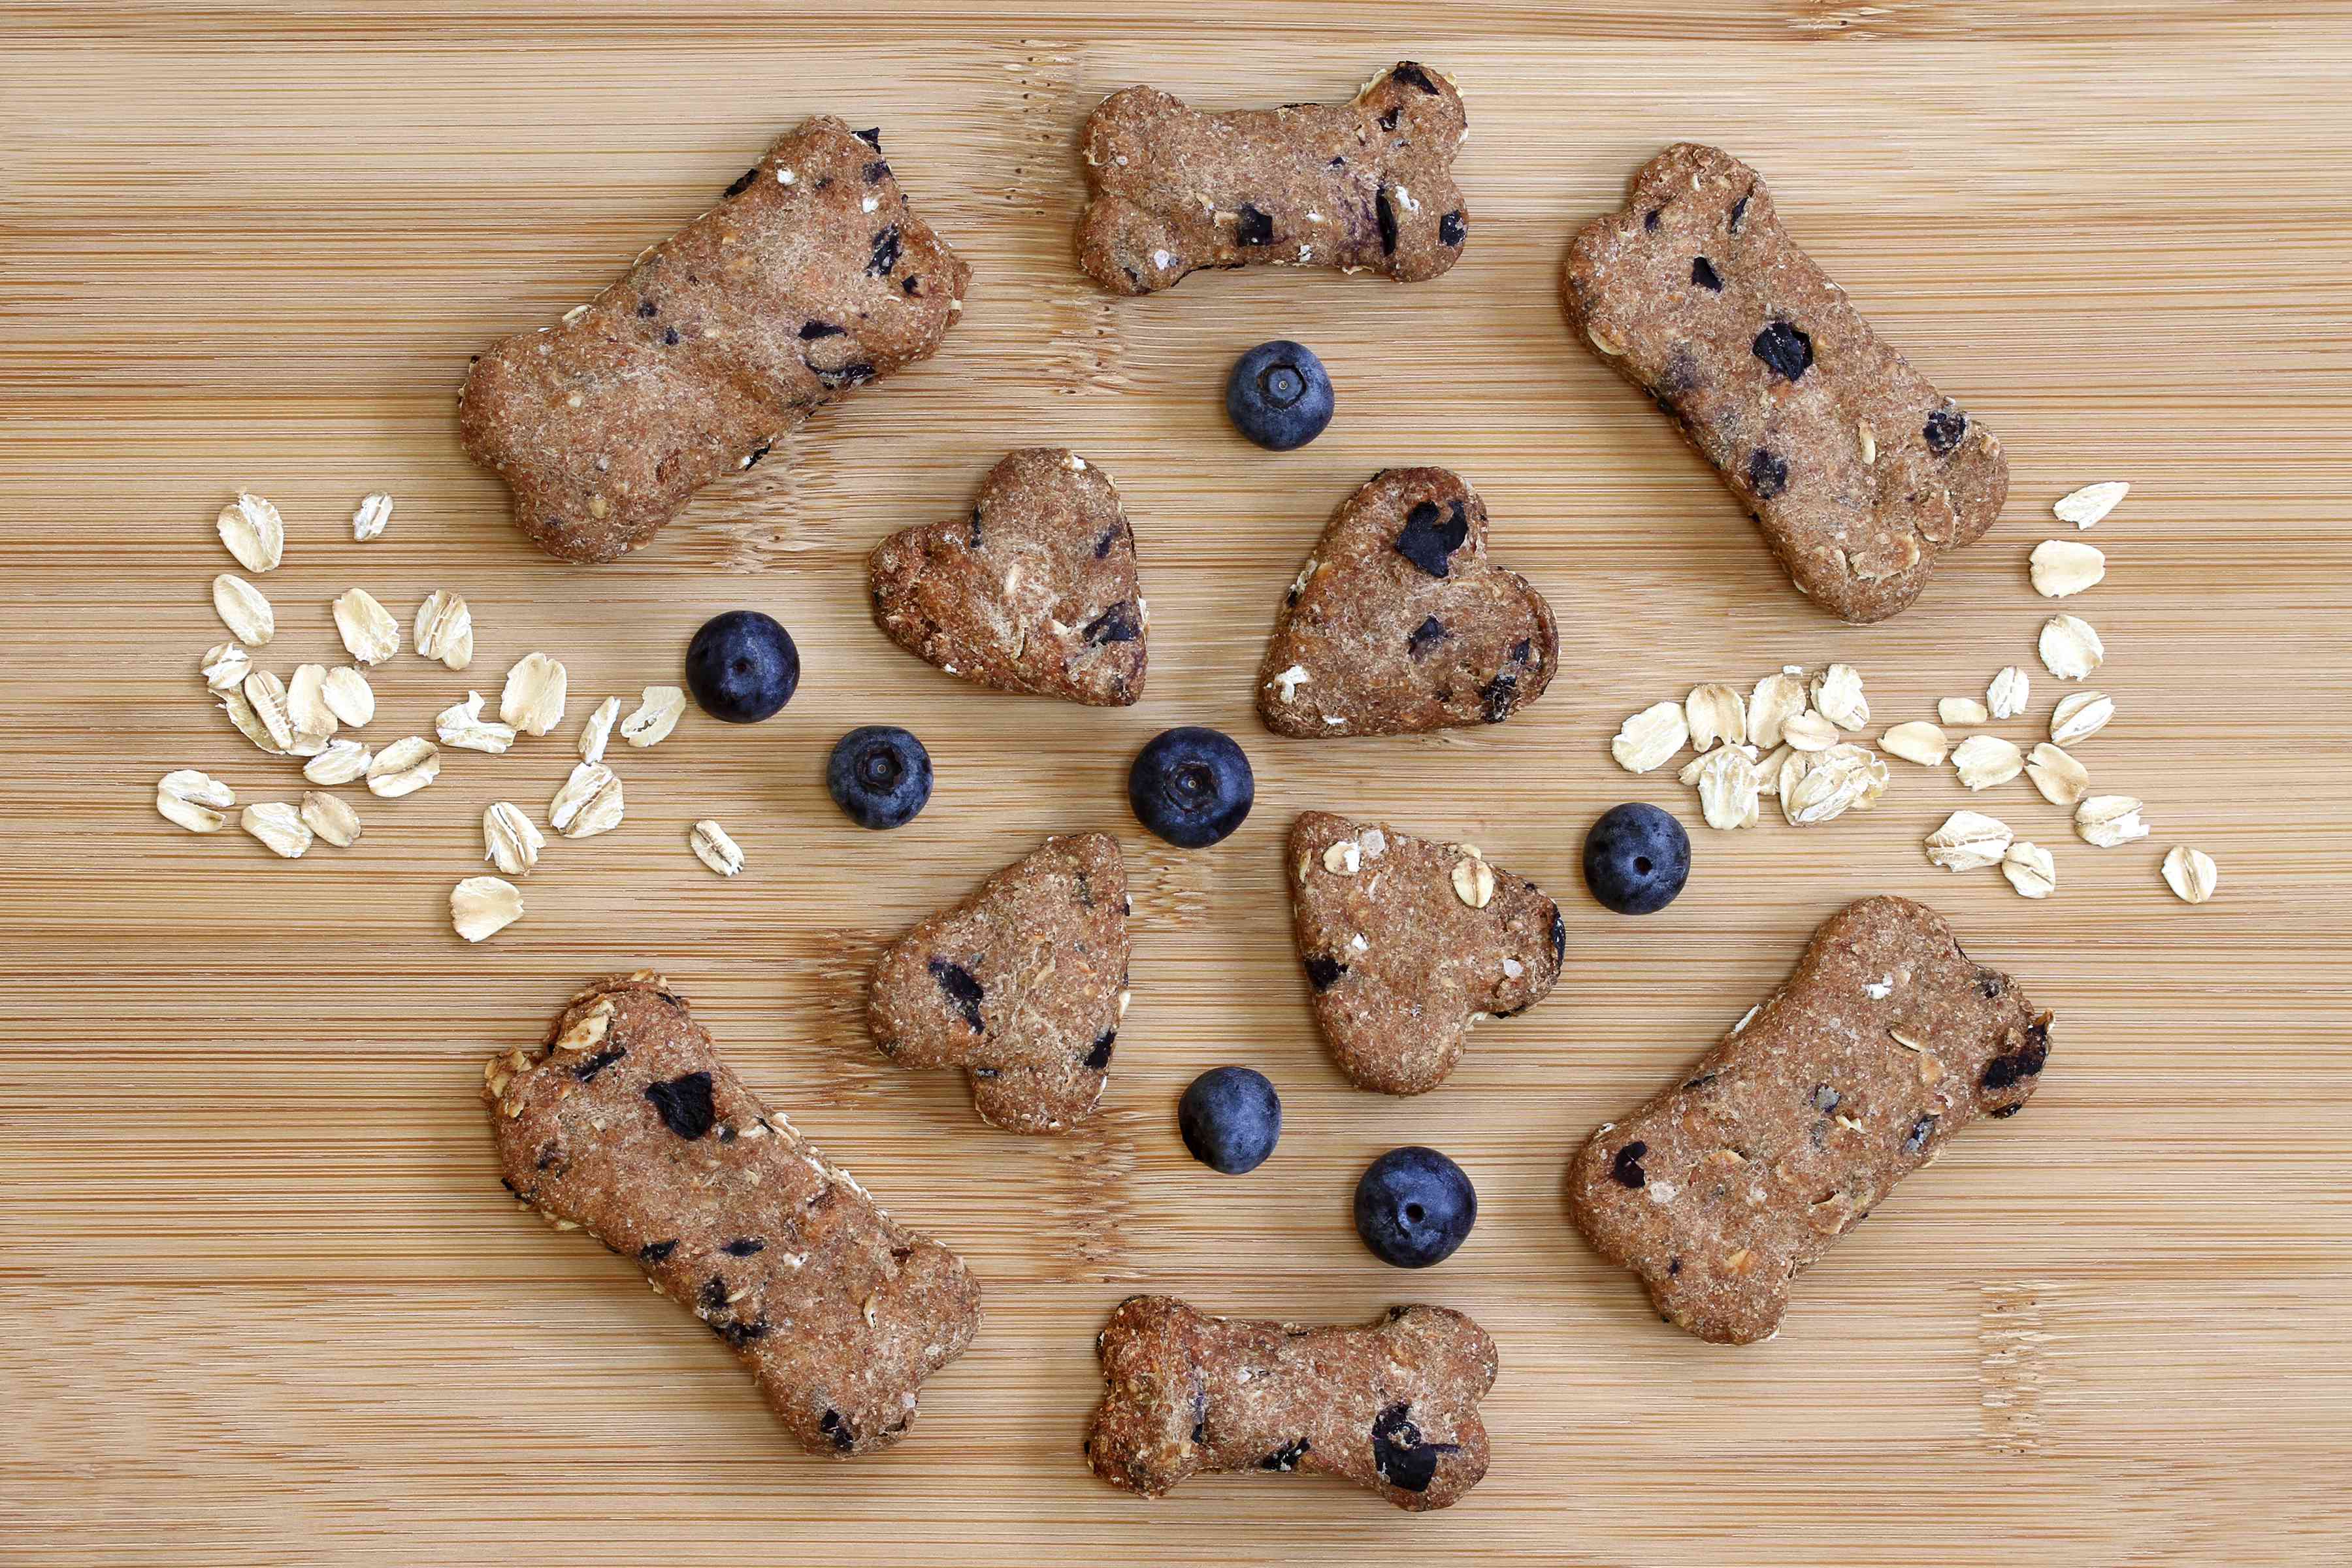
[5,5,2348,1563]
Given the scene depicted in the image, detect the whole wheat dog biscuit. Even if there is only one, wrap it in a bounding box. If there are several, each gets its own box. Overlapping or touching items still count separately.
[868,448,1147,705]
[460,118,969,563]
[1085,1296,1497,1511]
[1561,143,2008,623]
[484,973,983,1455]
[1077,63,1467,295]
[1288,811,1564,1095]
[1258,468,1556,738]
[868,833,1132,1134]
[1567,896,2051,1345]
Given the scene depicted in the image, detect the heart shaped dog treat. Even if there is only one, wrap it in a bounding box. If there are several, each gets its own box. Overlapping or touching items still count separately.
[1288,812,1564,1095]
[1257,468,1556,738]
[868,833,1132,1133]
[869,448,1146,706]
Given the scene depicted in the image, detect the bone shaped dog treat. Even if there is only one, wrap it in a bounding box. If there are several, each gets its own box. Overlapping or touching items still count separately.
[459,118,968,562]
[485,973,983,1454]
[1569,896,2052,1344]
[1085,1296,1497,1511]
[869,448,1147,706]
[1076,62,1468,296]
[1288,812,1565,1094]
[1561,143,2008,623]
[1258,467,1556,737]
[868,833,1131,1133]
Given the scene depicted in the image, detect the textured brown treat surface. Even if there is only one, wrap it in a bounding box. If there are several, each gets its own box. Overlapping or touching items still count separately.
[1076,63,1467,296]
[1561,143,2008,623]
[1568,896,2051,1345]
[1287,812,1563,1095]
[459,118,968,563]
[868,834,1130,1134]
[868,448,1146,706]
[1258,468,1556,738]
[483,973,982,1455]
[1085,1296,1495,1511]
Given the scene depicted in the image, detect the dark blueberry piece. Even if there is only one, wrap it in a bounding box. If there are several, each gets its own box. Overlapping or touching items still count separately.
[1978,972,2008,999]
[867,224,902,277]
[1478,670,1518,723]
[1303,954,1347,991]
[1178,1066,1282,1175]
[1389,62,1439,95]
[644,1072,717,1139]
[721,1238,764,1257]
[1644,208,1661,232]
[1392,498,1469,578]
[1081,600,1141,645]
[862,159,890,184]
[1752,321,1813,382]
[1328,155,1346,169]
[1129,727,1253,849]
[1224,339,1334,451]
[827,725,932,830]
[819,1408,857,1451]
[662,326,680,346]
[570,1044,627,1083]
[1990,1103,2024,1119]
[970,1066,999,1080]
[813,362,875,389]
[1406,615,1448,659]
[1258,1437,1310,1471]
[1903,1114,1938,1154]
[1980,1024,2051,1091]
[1610,1140,1648,1188]
[1377,106,1401,132]
[1746,448,1789,500]
[798,320,845,340]
[1437,209,1465,247]
[1691,256,1723,291]
[1083,1030,1117,1071]
[966,507,985,549]
[1812,1083,1841,1113]
[1728,191,1750,232]
[1352,1146,1477,1269]
[1235,203,1275,246]
[717,1317,771,1348]
[1375,188,1398,255]
[1094,523,1122,559]
[1550,911,1567,963]
[685,610,798,723]
[722,165,759,199]
[697,1275,728,1313]
[1684,1070,1720,1090]
[853,127,882,150]
[1923,406,1968,454]
[1668,1257,1683,1276]
[636,298,659,318]
[927,958,985,1032]
[637,1239,678,1264]
[1371,1401,1459,1494]
[717,1126,738,1143]
[1582,802,1691,916]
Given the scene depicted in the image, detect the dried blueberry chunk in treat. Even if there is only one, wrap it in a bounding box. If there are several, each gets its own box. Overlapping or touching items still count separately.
[868,224,903,277]
[1392,499,1469,578]
[1235,203,1275,246]
[1691,256,1722,291]
[1085,1296,1496,1511]
[1567,896,2052,1344]
[1438,210,1466,247]
[483,974,982,1457]
[870,834,1130,1134]
[1752,321,1812,382]
[1747,449,1789,499]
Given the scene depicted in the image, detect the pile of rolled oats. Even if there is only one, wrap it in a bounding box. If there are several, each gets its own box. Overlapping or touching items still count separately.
[161,489,737,945]
[1609,482,2218,905]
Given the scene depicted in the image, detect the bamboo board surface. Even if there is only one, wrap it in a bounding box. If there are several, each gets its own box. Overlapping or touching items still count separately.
[4,4,2350,1563]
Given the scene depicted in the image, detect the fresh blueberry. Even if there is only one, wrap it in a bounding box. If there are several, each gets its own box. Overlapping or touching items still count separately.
[1129,727,1253,849]
[1177,1066,1282,1175]
[1582,802,1691,915]
[1352,1146,1477,1269]
[826,726,932,830]
[1225,340,1335,451]
[685,610,798,723]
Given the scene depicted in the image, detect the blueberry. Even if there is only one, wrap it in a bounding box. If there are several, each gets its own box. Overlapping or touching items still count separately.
[1582,802,1691,915]
[685,610,798,723]
[1177,1066,1282,1175]
[1352,1147,1476,1269]
[1225,340,1334,451]
[1128,727,1253,849]
[826,725,932,830]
